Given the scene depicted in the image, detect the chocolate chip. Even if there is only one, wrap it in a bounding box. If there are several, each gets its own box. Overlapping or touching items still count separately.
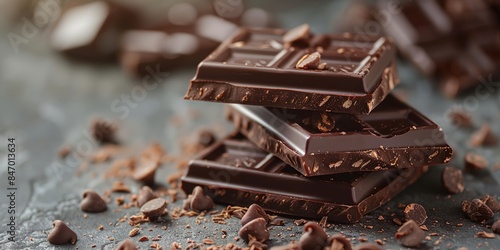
[492,220,500,234]
[404,203,427,225]
[133,162,158,185]
[311,112,335,132]
[238,217,269,242]
[296,52,321,70]
[470,123,497,147]
[112,181,131,193]
[394,220,425,248]
[241,204,269,226]
[448,109,473,128]
[91,118,118,144]
[137,186,158,208]
[299,222,328,250]
[117,239,138,250]
[197,129,217,148]
[353,243,382,250]
[442,167,464,194]
[326,234,352,250]
[283,24,310,47]
[183,186,214,212]
[80,190,107,213]
[481,195,500,212]
[47,220,77,245]
[464,153,489,171]
[140,197,167,221]
[462,199,494,223]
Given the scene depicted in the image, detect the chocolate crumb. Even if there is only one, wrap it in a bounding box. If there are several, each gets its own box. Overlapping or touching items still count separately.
[462,199,494,223]
[91,118,118,144]
[296,52,321,70]
[442,167,464,194]
[139,236,149,242]
[404,203,427,225]
[58,145,72,158]
[197,129,217,148]
[354,243,382,250]
[294,219,307,226]
[47,220,77,245]
[470,123,497,147]
[128,227,140,237]
[395,220,425,248]
[464,153,489,171]
[80,190,107,213]
[270,219,285,226]
[448,109,473,128]
[476,231,495,239]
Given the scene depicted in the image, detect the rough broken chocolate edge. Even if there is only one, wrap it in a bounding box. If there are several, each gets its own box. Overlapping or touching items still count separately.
[225,103,452,176]
[185,60,399,114]
[182,166,426,224]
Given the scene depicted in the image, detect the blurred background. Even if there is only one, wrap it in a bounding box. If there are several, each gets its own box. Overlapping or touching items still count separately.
[0,0,499,249]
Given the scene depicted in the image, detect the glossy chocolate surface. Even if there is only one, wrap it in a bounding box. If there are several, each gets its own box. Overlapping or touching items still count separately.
[225,94,452,176]
[185,27,398,114]
[181,133,425,223]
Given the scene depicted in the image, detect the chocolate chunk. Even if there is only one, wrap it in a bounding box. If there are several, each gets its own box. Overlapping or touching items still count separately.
[464,153,489,171]
[117,239,138,250]
[226,94,452,176]
[185,27,398,114]
[299,222,328,250]
[310,112,336,133]
[442,167,464,194]
[448,109,473,128]
[47,220,77,245]
[238,217,269,242]
[80,190,107,213]
[91,118,117,144]
[181,133,426,223]
[395,220,425,248]
[404,203,427,225]
[283,24,311,47]
[133,161,157,185]
[183,186,214,212]
[492,220,500,234]
[241,204,269,226]
[140,198,167,221]
[197,129,217,148]
[326,234,352,250]
[480,195,500,212]
[470,123,497,147]
[296,52,321,69]
[137,186,158,208]
[353,243,382,250]
[462,199,494,223]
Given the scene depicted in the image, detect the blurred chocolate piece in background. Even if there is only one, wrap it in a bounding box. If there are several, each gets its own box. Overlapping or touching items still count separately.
[50,0,137,62]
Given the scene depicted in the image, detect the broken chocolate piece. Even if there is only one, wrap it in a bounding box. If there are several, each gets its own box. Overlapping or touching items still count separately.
[137,186,158,208]
[181,133,426,223]
[140,198,167,221]
[395,220,425,248]
[241,204,269,226]
[442,167,464,194]
[80,190,107,213]
[226,94,452,176]
[464,153,489,171]
[238,217,269,242]
[462,199,494,223]
[480,195,500,212]
[185,27,398,114]
[47,220,77,245]
[404,203,427,225]
[470,123,497,147]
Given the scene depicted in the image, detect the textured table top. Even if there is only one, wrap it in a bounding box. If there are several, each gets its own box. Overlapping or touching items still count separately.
[0,1,500,249]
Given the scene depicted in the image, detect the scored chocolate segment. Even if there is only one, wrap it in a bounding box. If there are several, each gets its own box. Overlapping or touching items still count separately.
[180,133,426,223]
[225,94,452,176]
[378,0,500,97]
[185,27,398,114]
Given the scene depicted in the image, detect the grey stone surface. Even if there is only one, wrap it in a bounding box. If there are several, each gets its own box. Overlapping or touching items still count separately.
[0,1,500,249]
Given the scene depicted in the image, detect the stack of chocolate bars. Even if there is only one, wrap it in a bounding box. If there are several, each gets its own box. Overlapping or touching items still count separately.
[181,24,453,223]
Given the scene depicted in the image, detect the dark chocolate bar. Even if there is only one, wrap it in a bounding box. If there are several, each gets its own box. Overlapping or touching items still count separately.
[378,0,500,97]
[185,26,399,114]
[181,133,426,223]
[225,94,452,176]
